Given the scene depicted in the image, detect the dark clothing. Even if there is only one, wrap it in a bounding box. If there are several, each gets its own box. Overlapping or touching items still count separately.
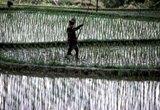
[67,44,79,59]
[67,24,83,45]
[66,24,83,59]
[7,1,13,8]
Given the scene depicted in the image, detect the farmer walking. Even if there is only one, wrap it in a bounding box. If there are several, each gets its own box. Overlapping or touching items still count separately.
[66,17,83,60]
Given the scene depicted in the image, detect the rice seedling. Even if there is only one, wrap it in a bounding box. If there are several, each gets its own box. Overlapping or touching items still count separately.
[0,10,159,69]
[0,43,159,69]
[0,11,159,43]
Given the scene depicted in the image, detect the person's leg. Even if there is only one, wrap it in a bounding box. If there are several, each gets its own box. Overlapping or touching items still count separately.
[67,47,72,56]
[75,47,79,59]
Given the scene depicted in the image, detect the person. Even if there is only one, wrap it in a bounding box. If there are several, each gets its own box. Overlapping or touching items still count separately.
[66,17,83,60]
[7,0,14,8]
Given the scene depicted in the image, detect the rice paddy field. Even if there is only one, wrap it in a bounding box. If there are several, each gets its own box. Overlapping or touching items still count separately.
[0,8,160,110]
[0,9,160,68]
[0,11,160,43]
[0,71,160,110]
[0,44,160,68]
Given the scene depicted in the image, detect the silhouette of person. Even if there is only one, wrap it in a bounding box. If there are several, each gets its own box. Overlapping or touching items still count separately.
[7,0,14,8]
[66,17,83,60]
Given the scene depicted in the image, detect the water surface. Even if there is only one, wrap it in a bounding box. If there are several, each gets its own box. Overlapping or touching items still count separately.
[0,11,159,43]
[0,72,160,110]
[0,44,159,67]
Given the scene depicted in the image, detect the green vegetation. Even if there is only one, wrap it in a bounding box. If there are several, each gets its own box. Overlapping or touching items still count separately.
[0,55,25,64]
[0,5,160,20]
[0,10,159,70]
[0,10,159,44]
[0,43,159,69]
[0,0,160,8]
[0,62,160,81]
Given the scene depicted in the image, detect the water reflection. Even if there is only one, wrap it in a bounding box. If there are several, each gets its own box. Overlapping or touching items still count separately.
[0,45,159,67]
[0,11,159,43]
[0,72,160,110]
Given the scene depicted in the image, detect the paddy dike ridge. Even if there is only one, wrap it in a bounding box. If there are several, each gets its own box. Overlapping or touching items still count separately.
[0,61,160,79]
[1,39,160,49]
[0,4,160,19]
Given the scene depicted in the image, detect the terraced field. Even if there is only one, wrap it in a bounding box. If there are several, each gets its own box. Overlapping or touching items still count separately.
[0,8,160,110]
[0,44,159,68]
[0,11,160,43]
[0,10,160,68]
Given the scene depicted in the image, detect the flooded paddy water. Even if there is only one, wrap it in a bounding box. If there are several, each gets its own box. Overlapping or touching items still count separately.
[0,11,160,43]
[0,44,160,68]
[0,9,160,110]
[0,10,160,68]
[0,71,160,110]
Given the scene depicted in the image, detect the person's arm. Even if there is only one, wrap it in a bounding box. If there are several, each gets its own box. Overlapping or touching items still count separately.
[74,24,84,31]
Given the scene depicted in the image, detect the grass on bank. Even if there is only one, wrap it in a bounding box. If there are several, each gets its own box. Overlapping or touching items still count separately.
[0,55,159,80]
[0,4,160,22]
[1,39,160,49]
[0,55,159,69]
[0,64,160,81]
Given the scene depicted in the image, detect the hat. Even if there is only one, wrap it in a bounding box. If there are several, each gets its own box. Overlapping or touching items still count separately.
[69,18,76,24]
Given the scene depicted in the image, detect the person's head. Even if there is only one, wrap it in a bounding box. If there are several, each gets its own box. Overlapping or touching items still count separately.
[69,18,76,27]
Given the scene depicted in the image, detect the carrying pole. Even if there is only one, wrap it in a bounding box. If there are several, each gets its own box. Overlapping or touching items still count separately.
[77,4,89,39]
[96,0,98,12]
